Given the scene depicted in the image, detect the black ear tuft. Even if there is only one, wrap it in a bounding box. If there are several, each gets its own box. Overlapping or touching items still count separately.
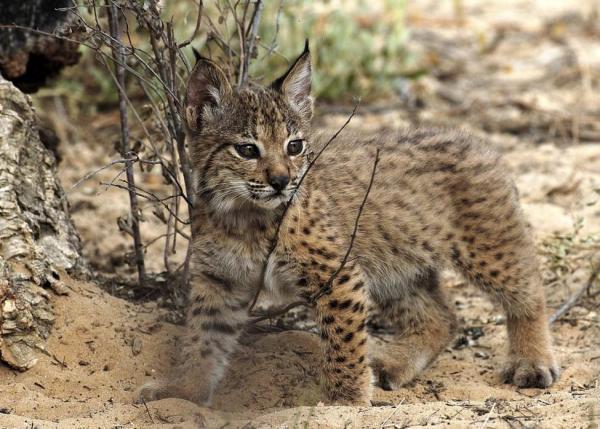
[303,39,309,55]
[271,42,313,120]
[192,47,202,63]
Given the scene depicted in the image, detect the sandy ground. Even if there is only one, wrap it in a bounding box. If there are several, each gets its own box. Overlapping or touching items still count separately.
[2,0,600,427]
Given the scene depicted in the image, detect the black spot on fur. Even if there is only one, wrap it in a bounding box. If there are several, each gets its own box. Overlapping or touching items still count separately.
[322,315,335,324]
[339,299,353,310]
[337,275,350,284]
[352,281,364,291]
[201,321,236,334]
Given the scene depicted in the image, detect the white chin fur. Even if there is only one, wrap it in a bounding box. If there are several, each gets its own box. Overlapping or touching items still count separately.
[211,192,287,213]
[252,195,288,209]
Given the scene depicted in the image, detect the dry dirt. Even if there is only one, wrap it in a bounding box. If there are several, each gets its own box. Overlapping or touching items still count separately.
[1,0,600,427]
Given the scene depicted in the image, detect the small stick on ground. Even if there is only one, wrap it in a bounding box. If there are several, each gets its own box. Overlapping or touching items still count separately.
[549,266,599,324]
[380,398,406,428]
[140,397,155,424]
[478,401,496,429]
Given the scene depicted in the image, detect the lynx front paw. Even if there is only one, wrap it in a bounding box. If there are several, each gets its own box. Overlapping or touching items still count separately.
[323,367,373,406]
[326,383,372,406]
[370,358,422,391]
[135,379,212,406]
[502,357,560,388]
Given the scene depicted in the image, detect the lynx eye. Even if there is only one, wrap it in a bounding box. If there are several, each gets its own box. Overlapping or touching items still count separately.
[234,144,260,159]
[287,139,304,156]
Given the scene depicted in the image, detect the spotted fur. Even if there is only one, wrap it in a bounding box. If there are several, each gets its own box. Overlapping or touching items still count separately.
[137,45,559,406]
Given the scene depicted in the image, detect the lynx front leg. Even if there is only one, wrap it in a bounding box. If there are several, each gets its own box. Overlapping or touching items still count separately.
[309,265,372,405]
[138,272,248,405]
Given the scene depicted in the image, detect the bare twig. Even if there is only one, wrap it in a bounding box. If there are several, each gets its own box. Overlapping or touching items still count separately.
[250,144,380,324]
[140,397,155,424]
[107,1,147,286]
[101,181,190,225]
[248,103,360,314]
[240,0,263,85]
[549,266,599,324]
[312,147,381,302]
[380,398,406,428]
[265,0,284,58]
[67,156,137,193]
[478,401,496,429]
[178,0,204,48]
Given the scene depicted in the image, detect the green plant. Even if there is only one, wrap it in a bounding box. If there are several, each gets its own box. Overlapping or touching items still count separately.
[253,0,410,100]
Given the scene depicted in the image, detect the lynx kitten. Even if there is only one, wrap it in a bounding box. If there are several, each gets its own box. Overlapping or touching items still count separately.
[139,44,559,405]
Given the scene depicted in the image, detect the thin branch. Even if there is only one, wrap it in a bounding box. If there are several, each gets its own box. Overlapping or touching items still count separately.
[140,397,155,424]
[314,148,381,302]
[102,181,190,226]
[178,0,204,48]
[67,156,137,193]
[240,0,263,85]
[250,146,380,323]
[549,265,599,324]
[265,0,284,58]
[107,1,147,286]
[247,103,360,314]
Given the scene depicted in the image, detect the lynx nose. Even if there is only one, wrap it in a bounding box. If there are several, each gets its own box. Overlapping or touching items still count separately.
[268,175,290,191]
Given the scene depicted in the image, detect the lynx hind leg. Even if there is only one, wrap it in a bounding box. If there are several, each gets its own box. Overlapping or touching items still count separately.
[368,269,457,390]
[449,184,559,388]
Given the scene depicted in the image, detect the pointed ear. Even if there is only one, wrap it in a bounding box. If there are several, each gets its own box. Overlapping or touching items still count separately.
[272,41,313,120]
[185,57,231,132]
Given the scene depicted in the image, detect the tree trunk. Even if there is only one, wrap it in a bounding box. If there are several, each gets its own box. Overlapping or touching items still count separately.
[0,0,82,93]
[0,75,86,370]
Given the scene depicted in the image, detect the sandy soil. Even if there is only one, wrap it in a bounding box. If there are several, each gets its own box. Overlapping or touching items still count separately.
[2,0,600,427]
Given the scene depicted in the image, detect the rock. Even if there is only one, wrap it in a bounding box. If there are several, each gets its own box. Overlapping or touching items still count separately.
[0,75,86,370]
[131,337,142,356]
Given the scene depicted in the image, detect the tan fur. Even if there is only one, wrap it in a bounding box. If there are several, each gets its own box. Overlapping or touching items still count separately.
[137,47,559,406]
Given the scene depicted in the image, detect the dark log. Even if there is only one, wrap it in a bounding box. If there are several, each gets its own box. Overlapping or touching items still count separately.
[0,0,82,92]
[0,75,86,370]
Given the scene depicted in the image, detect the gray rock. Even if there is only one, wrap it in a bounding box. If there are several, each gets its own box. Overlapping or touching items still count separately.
[0,76,86,370]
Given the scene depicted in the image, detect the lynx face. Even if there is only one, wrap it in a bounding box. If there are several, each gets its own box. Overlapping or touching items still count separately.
[185,45,313,211]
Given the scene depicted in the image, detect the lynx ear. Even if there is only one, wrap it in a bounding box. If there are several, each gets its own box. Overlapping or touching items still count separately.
[272,41,313,120]
[185,55,231,131]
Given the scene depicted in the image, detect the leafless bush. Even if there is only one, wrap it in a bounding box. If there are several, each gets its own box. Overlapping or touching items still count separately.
[4,1,372,323]
[59,0,268,289]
